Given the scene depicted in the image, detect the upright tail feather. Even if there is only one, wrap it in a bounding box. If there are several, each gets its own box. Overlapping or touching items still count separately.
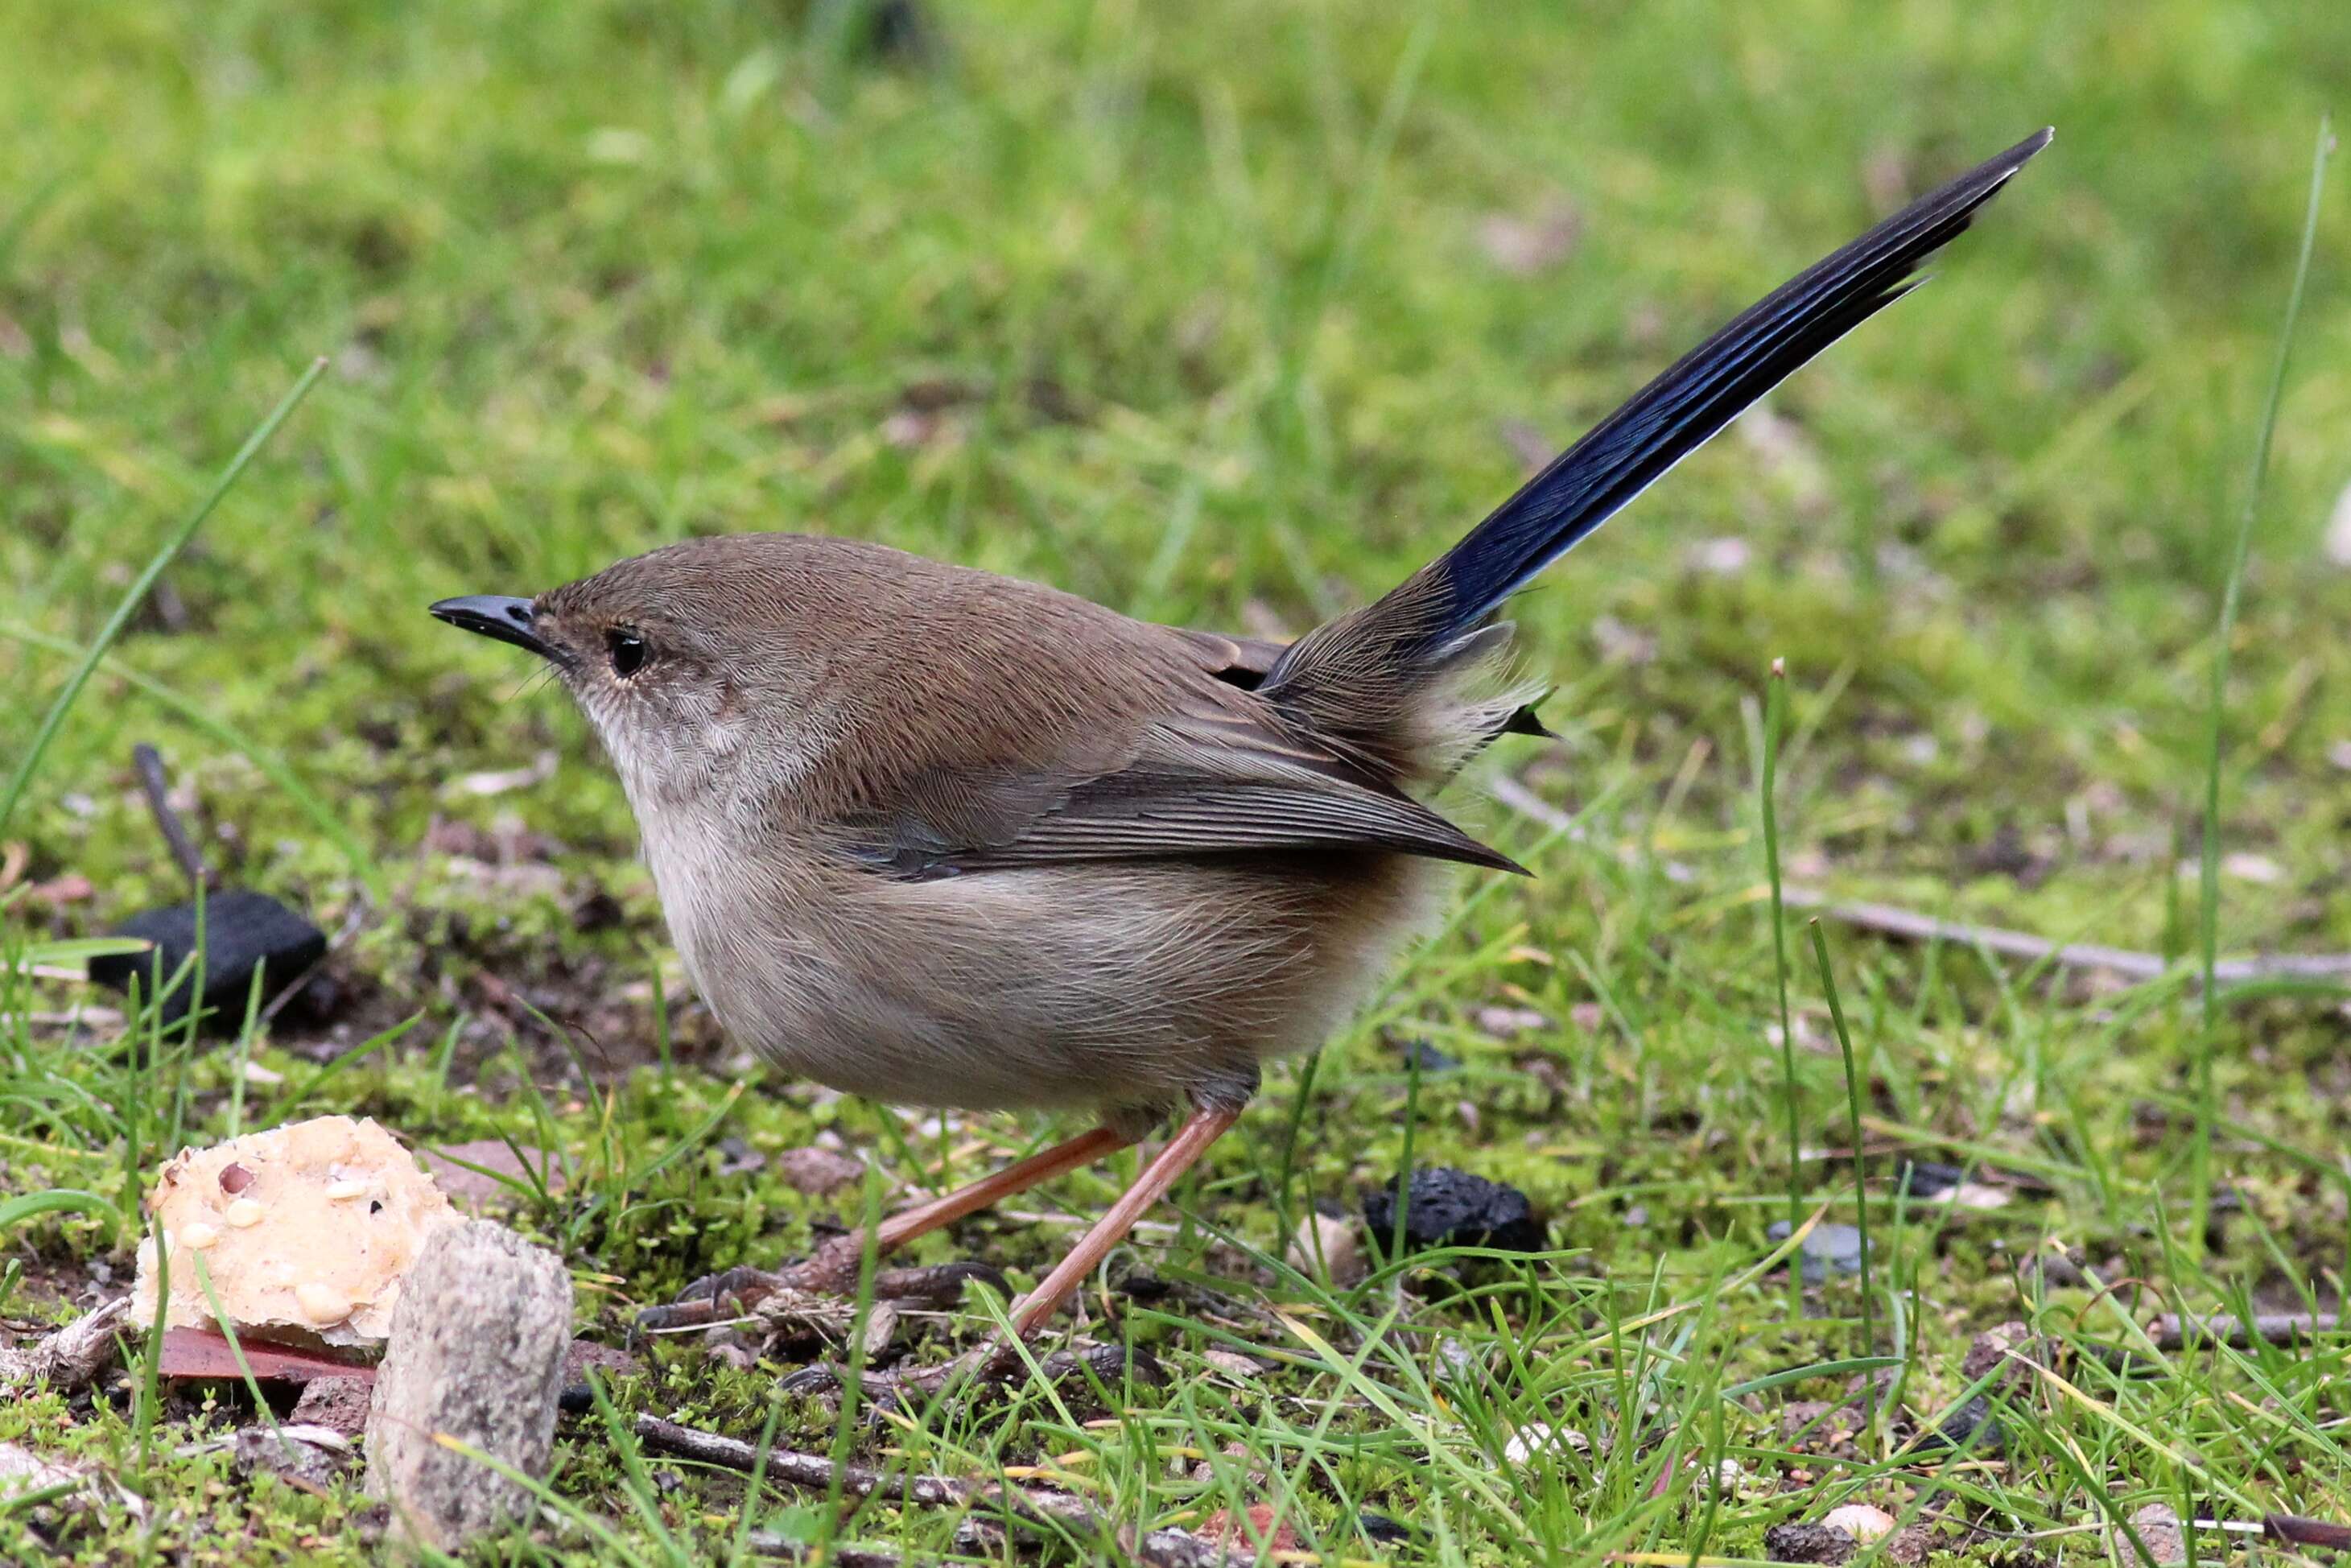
[1262,128,2051,782]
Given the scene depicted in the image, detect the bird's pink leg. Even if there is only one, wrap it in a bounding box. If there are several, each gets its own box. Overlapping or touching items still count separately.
[1007,1103,1242,1336]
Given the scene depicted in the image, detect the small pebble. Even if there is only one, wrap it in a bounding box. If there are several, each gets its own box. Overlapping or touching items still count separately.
[1822,1504,1896,1543]
[295,1282,353,1324]
[1363,1168,1545,1256]
[1766,1219,1867,1281]
[2115,1503,2188,1566]
[180,1223,219,1250]
[1765,1521,1857,1564]
[1287,1208,1366,1286]
[220,1163,255,1195]
[324,1180,369,1202]
[1502,1422,1590,1464]
[225,1199,265,1228]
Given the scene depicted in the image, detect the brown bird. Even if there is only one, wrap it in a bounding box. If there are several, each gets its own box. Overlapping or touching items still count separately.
[433,129,2048,1382]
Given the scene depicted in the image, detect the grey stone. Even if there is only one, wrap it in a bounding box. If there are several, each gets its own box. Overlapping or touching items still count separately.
[364,1221,571,1551]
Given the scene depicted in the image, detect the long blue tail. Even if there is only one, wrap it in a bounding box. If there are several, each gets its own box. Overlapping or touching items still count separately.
[1425,127,2050,645]
[1264,127,2051,772]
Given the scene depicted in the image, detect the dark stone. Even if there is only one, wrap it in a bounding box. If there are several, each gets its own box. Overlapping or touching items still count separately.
[1398,1039,1461,1074]
[87,889,327,1032]
[1765,1522,1858,1565]
[1363,1169,1545,1256]
[1895,1160,1966,1198]
[288,1375,374,1438]
[1916,1393,2005,1455]
[1360,1512,1413,1545]
[1112,1269,1172,1301]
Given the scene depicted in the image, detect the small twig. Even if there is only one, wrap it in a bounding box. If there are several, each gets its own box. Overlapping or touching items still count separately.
[132,742,211,892]
[1776,892,2351,984]
[2151,1311,2341,1351]
[745,1536,903,1567]
[2262,1513,2351,1552]
[1491,774,2351,985]
[629,1414,1231,1565]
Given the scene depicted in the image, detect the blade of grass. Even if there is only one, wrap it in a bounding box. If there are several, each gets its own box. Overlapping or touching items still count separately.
[0,357,328,839]
[132,1207,170,1483]
[1760,658,1800,1310]
[1809,918,1879,1442]
[0,622,385,903]
[0,1189,114,1230]
[191,1252,295,1462]
[2193,118,2330,1243]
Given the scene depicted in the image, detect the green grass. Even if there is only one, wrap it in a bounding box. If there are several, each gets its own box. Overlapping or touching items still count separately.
[6,0,2351,1562]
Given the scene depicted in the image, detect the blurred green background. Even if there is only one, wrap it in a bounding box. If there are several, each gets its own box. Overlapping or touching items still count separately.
[6,0,2349,960]
[7,3,2351,1559]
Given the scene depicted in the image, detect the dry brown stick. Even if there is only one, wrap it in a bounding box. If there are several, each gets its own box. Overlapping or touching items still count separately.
[1491,774,2351,984]
[2150,1311,2342,1351]
[2263,1513,2351,1552]
[744,1536,903,1567]
[630,1415,1231,1566]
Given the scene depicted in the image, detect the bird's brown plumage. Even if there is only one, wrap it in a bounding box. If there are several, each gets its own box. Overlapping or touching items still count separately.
[527,535,1483,1121]
[438,130,2052,1134]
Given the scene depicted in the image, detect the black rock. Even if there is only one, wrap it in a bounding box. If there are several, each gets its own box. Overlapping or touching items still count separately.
[1767,1219,1869,1284]
[87,889,328,1032]
[1916,1393,2005,1456]
[1895,1159,1967,1199]
[1359,1512,1413,1545]
[1398,1038,1461,1074]
[1765,1521,1858,1565]
[1113,1269,1173,1301]
[1363,1168,1545,1256]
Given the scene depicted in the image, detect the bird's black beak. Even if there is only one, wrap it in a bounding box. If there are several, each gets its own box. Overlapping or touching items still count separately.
[429,595,551,657]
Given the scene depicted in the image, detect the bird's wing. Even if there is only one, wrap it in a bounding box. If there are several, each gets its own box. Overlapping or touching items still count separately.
[829,679,1524,881]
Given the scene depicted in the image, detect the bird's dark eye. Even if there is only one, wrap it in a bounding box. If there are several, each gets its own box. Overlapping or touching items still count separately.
[605,626,649,678]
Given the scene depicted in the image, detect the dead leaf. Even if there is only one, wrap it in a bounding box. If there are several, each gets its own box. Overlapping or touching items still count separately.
[26,873,94,906]
[772,1146,865,1197]
[1199,1502,1297,1554]
[441,751,559,800]
[1475,1005,1549,1039]
[1200,1349,1267,1379]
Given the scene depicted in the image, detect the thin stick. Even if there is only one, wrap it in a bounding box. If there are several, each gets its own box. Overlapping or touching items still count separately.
[1487,774,2351,986]
[131,743,209,890]
[2150,1311,2341,1351]
[629,1414,1225,1566]
[1774,891,2351,984]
